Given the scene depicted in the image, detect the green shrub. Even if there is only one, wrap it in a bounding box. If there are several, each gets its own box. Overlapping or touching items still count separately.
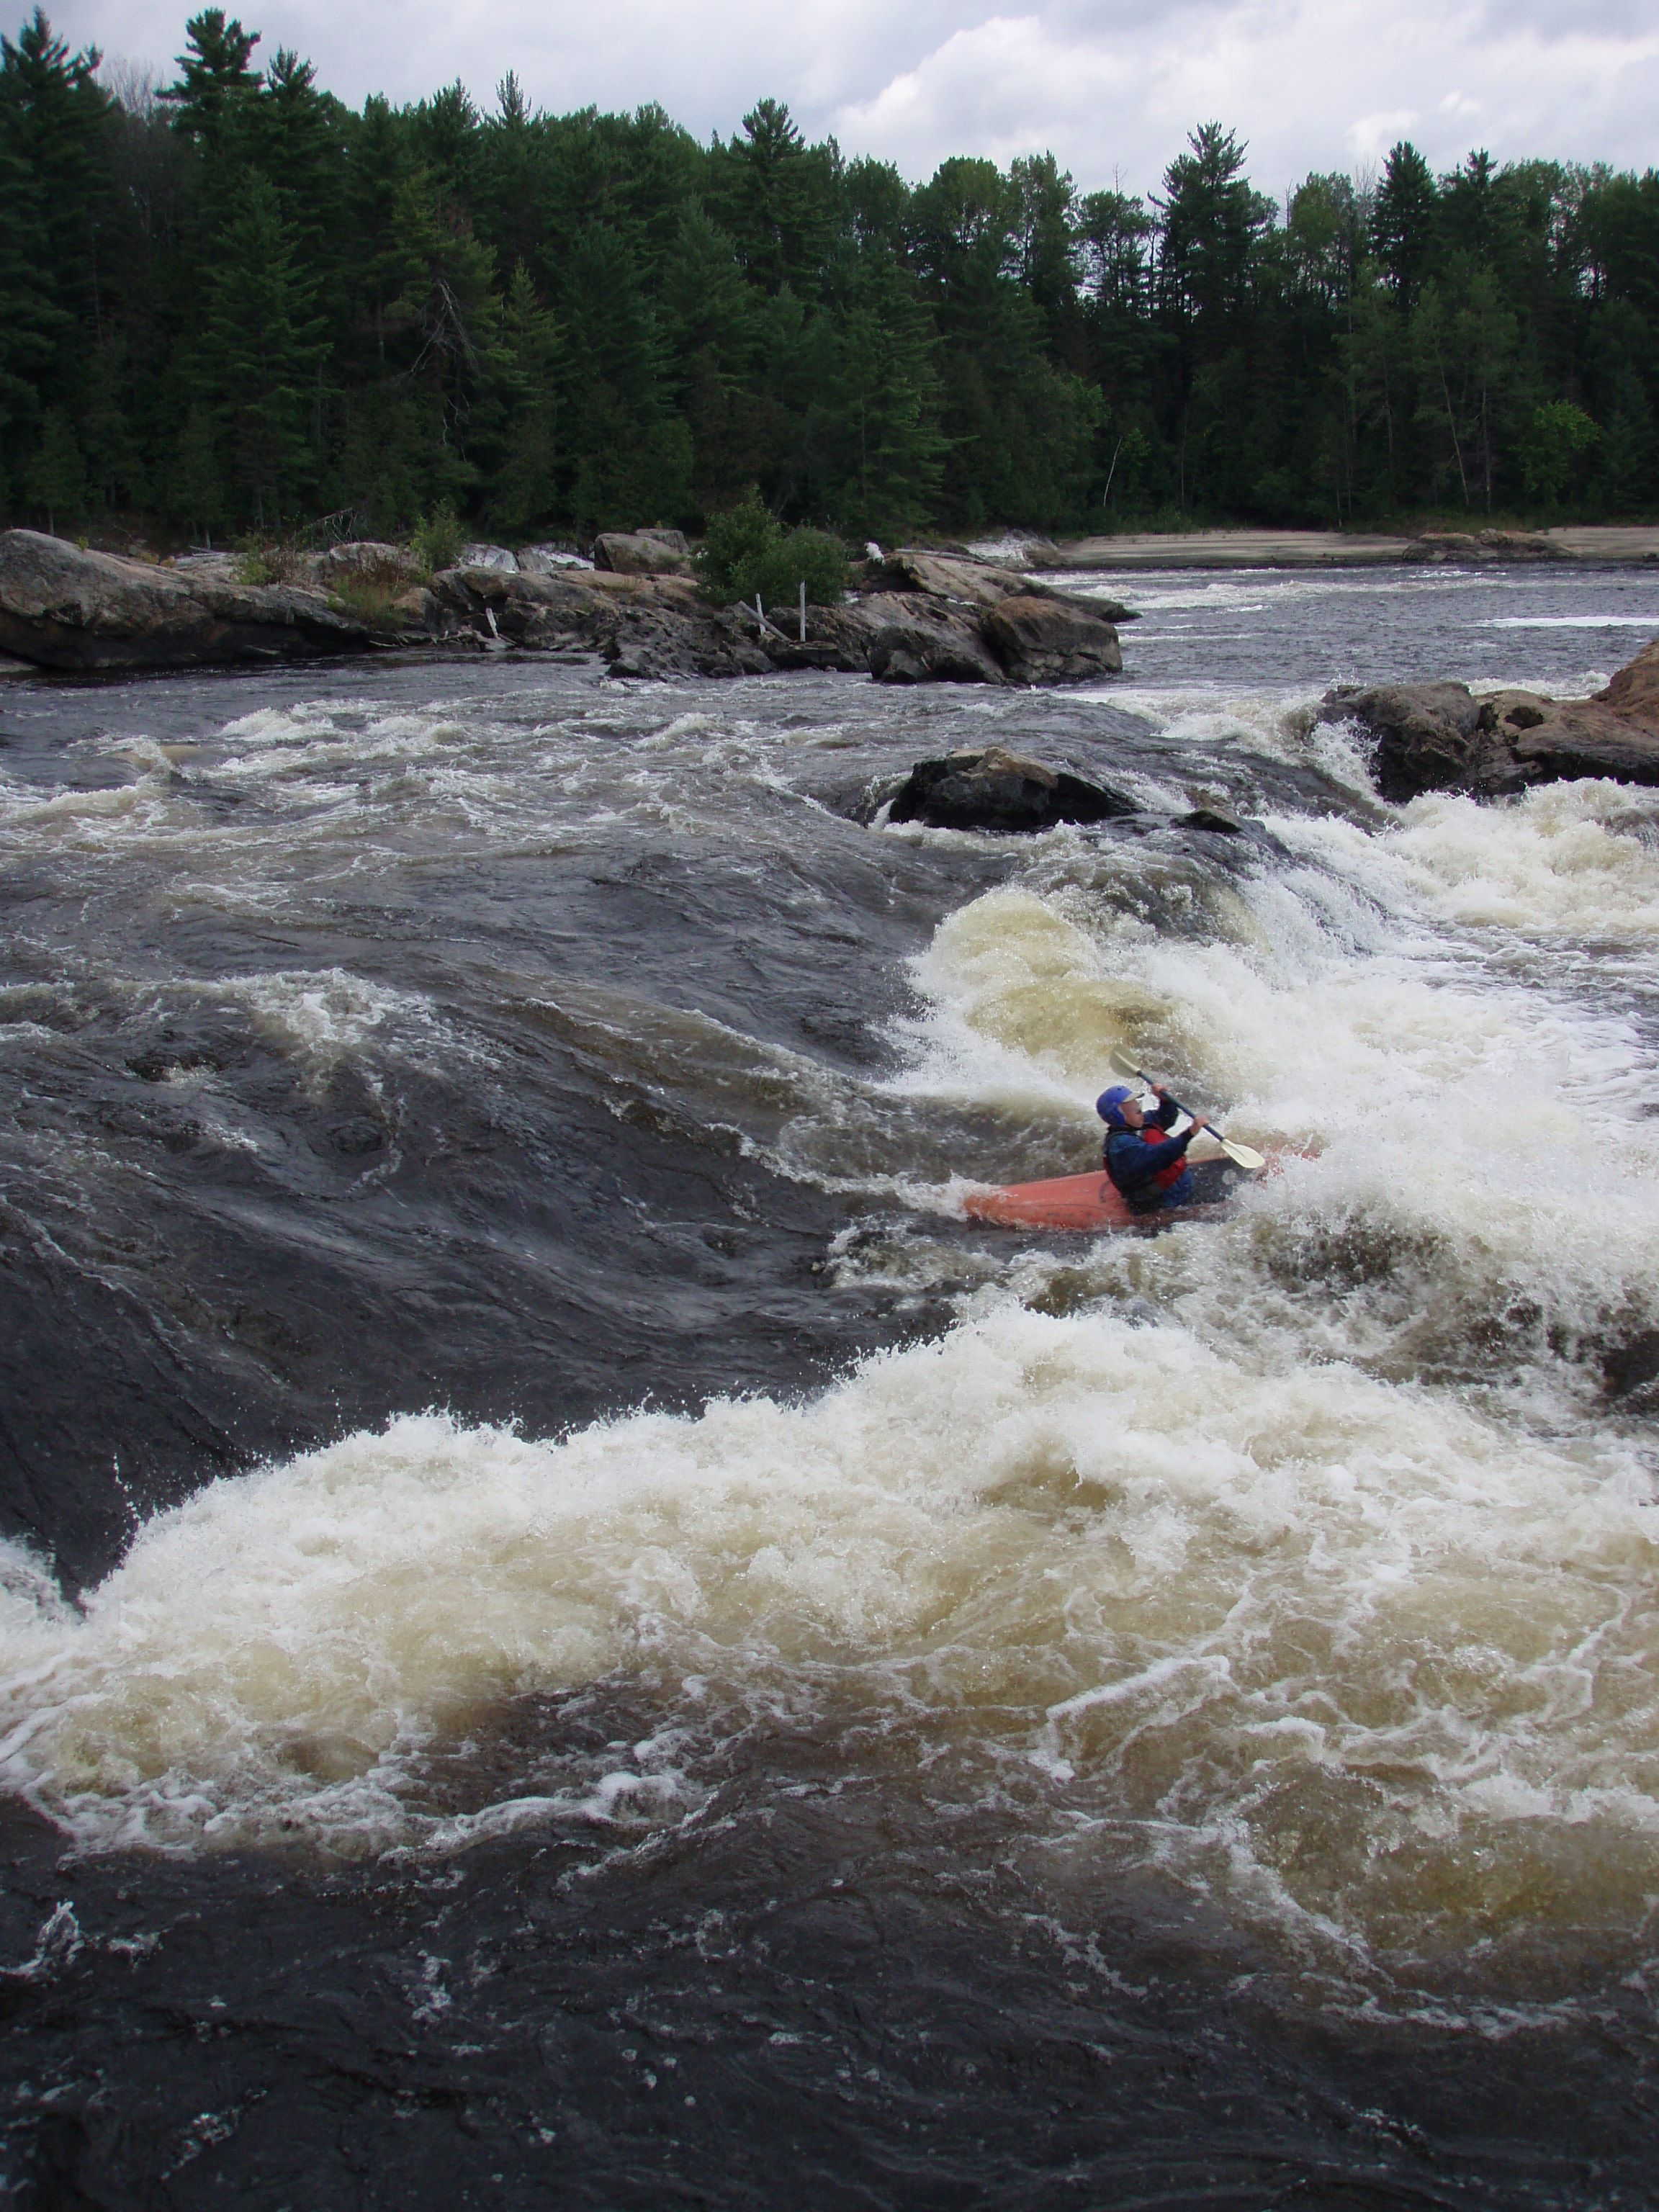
[694,492,776,598]
[696,493,849,607]
[749,528,850,610]
[410,500,466,578]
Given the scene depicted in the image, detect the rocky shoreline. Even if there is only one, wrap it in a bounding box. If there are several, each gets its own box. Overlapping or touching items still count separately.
[0,531,1131,688]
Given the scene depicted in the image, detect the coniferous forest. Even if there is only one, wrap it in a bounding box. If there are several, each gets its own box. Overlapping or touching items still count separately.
[2,4,1657,549]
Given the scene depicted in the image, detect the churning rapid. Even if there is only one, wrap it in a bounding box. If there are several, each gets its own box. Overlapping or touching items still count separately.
[2,561,1658,2203]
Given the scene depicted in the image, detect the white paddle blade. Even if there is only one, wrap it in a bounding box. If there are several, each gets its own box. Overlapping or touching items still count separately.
[1218,1136,1266,1172]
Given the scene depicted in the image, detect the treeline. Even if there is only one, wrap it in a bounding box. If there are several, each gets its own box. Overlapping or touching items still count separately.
[2,4,1657,546]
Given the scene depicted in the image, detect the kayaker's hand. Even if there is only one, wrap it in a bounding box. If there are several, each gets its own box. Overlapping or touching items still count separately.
[1189,1114,1210,1132]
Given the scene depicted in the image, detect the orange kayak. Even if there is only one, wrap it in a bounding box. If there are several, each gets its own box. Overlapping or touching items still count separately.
[962,1156,1257,1231]
[963,1172,1138,1231]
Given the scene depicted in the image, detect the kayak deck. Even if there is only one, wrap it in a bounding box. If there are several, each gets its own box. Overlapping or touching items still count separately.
[962,1156,1251,1232]
[963,1172,1140,1231]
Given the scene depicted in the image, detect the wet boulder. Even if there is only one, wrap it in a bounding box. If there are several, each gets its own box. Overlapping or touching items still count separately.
[886,746,1138,832]
[1318,681,1504,801]
[1322,636,1659,800]
[1506,702,1659,788]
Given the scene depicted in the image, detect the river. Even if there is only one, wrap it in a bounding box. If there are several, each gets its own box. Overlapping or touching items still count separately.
[1,560,1657,2206]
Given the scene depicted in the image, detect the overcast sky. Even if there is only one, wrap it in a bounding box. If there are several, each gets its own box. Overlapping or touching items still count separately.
[40,0,1659,201]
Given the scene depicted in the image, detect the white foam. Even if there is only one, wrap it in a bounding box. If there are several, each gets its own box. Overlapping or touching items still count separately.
[0,1308,1653,1982]
[1483,615,1659,629]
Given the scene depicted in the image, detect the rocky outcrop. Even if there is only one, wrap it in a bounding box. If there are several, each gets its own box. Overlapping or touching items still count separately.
[0,529,1125,685]
[859,596,1009,686]
[980,594,1123,682]
[1321,638,1659,799]
[430,563,780,676]
[592,531,695,577]
[516,543,591,575]
[1594,636,1659,722]
[0,530,374,671]
[1402,530,1570,565]
[865,546,1136,624]
[1318,681,1497,801]
[826,567,1125,688]
[886,747,1138,832]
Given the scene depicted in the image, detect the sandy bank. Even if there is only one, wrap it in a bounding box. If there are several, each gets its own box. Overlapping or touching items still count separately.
[1035,526,1659,570]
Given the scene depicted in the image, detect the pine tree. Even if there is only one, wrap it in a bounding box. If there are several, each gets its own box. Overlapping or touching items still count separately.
[160,402,225,541]
[1372,143,1438,309]
[21,405,83,531]
[1008,153,1082,359]
[712,99,838,299]
[556,222,688,530]
[159,8,261,159]
[0,11,112,511]
[0,117,60,475]
[193,171,326,526]
[486,263,562,530]
[659,207,763,511]
[813,248,945,538]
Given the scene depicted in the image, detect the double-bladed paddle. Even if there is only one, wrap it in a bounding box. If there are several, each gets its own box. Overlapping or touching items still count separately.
[1107,1048,1266,1172]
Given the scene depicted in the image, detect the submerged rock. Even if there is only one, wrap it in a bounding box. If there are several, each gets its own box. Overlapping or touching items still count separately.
[1321,637,1659,798]
[886,746,1138,832]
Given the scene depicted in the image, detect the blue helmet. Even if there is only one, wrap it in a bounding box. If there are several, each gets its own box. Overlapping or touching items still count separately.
[1096,1083,1136,1128]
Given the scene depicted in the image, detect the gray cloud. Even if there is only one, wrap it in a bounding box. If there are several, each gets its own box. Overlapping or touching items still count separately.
[39,0,1659,197]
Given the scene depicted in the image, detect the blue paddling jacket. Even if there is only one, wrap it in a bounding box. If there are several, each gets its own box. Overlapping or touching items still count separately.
[1100,1094,1198,1213]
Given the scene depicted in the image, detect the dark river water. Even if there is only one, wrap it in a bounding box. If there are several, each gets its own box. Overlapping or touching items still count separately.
[2,562,1659,2207]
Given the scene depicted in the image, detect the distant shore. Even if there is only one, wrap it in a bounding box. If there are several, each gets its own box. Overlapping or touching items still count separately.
[1033,526,1659,570]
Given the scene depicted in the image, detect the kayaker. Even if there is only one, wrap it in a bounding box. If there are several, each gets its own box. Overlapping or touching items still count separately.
[1096,1082,1211,1214]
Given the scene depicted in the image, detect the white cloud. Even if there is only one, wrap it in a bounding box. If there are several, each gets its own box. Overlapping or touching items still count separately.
[40,0,1659,199]
[830,0,1659,194]
[1346,109,1421,167]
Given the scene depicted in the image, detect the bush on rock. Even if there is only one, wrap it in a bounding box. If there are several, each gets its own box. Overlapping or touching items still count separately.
[696,493,849,609]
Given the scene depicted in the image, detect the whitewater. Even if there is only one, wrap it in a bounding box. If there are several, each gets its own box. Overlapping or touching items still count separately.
[1,559,1657,2204]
